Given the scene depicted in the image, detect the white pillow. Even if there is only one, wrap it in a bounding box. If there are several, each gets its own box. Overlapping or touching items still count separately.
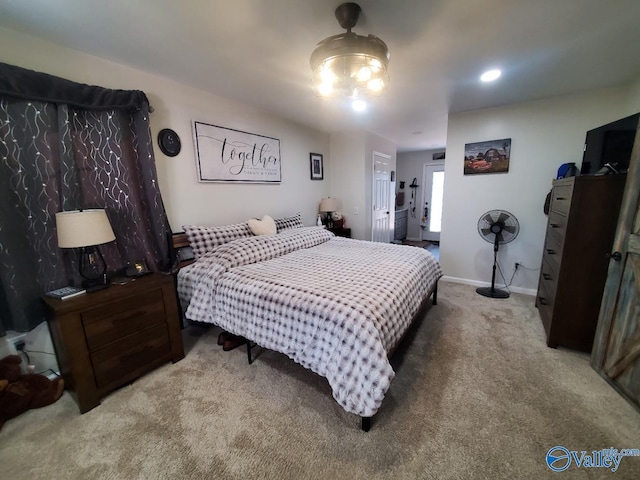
[248,215,277,236]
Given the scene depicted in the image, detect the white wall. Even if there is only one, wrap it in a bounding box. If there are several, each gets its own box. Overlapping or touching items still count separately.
[441,86,631,295]
[0,27,331,231]
[397,149,446,240]
[329,131,367,239]
[329,130,397,241]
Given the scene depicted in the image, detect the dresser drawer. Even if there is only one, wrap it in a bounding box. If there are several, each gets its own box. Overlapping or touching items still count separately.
[91,323,171,391]
[542,234,563,273]
[539,257,559,298]
[536,282,555,337]
[550,184,573,215]
[82,289,166,351]
[547,209,567,244]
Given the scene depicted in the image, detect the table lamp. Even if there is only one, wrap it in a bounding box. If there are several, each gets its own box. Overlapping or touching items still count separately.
[56,209,116,291]
[319,197,339,228]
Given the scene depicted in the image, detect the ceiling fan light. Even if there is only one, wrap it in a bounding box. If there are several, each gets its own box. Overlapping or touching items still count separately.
[367,78,384,92]
[310,3,389,100]
[320,66,337,84]
[356,66,372,81]
[318,82,333,96]
[369,58,382,71]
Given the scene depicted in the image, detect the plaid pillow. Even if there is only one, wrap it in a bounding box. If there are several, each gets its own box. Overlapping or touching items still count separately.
[182,222,252,259]
[274,213,304,233]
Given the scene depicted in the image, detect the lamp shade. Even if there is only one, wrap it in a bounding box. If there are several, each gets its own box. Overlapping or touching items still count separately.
[320,197,339,213]
[55,209,116,248]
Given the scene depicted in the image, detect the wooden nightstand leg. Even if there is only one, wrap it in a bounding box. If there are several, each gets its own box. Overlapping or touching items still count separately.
[51,312,101,413]
[161,281,185,362]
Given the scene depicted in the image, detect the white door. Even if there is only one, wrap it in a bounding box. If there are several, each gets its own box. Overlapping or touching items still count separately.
[421,163,445,242]
[372,152,392,242]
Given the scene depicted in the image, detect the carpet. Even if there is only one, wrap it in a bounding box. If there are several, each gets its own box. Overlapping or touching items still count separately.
[1,281,638,479]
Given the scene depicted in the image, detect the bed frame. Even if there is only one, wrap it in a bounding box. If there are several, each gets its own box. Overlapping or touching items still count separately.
[171,231,439,432]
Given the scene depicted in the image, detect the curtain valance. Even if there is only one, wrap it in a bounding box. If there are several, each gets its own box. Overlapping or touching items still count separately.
[0,62,149,111]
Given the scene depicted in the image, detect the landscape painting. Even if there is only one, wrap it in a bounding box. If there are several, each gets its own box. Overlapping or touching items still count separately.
[464,138,511,175]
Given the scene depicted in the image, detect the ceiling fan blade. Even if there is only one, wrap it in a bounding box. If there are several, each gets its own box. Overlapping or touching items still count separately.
[496,212,509,224]
[503,225,517,234]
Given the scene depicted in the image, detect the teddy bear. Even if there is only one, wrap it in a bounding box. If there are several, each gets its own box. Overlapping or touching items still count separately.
[0,354,64,431]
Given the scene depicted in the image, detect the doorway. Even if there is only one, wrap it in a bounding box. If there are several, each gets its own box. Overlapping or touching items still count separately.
[421,163,445,243]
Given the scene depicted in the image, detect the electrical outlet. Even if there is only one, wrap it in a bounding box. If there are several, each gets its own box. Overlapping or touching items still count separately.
[515,262,520,270]
[353,206,359,215]
[14,340,26,351]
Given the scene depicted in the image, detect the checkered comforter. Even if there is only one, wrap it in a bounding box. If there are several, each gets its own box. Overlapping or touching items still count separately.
[178,227,442,417]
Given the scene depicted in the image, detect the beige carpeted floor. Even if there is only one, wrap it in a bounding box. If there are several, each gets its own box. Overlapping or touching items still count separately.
[1,281,639,479]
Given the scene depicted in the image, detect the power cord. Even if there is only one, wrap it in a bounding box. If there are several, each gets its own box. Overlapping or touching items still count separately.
[503,261,541,289]
[14,341,35,373]
[496,261,511,293]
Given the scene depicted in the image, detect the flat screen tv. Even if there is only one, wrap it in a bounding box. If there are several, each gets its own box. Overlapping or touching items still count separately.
[581,113,639,175]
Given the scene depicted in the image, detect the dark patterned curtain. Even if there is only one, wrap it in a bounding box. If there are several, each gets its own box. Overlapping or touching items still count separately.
[0,63,171,334]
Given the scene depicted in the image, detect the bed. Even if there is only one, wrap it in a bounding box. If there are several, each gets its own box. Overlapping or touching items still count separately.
[175,217,442,430]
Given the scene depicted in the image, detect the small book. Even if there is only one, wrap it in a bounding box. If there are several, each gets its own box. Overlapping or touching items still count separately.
[45,286,87,300]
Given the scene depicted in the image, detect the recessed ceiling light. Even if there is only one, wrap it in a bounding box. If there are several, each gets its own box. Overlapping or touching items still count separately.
[352,99,367,112]
[480,69,501,82]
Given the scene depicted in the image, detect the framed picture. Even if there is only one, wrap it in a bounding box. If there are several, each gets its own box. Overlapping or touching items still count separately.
[192,121,281,183]
[310,153,323,180]
[464,138,511,175]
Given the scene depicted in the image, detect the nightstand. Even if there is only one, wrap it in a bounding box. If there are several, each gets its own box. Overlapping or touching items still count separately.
[328,227,351,238]
[42,273,185,413]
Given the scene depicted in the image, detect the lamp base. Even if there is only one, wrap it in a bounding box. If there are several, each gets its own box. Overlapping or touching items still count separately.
[81,273,109,292]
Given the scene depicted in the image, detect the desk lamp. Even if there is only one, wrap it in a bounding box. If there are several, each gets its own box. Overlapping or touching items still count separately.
[56,209,116,291]
[320,197,339,228]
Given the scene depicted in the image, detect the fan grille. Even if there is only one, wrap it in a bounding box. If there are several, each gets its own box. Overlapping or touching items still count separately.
[477,210,519,244]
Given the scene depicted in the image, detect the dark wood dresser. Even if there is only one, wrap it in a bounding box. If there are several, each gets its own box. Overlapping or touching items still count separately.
[394,208,408,241]
[43,273,185,413]
[536,175,627,352]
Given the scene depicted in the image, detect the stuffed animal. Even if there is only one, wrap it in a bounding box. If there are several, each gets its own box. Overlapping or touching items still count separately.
[0,354,64,431]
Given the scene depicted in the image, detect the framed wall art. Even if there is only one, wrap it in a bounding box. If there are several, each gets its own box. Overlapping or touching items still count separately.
[310,153,323,180]
[464,138,511,175]
[193,121,281,183]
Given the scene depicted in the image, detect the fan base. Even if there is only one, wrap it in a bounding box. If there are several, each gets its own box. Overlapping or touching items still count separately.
[476,286,510,299]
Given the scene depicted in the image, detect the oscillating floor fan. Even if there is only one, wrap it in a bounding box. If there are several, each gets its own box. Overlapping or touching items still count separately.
[476,210,520,298]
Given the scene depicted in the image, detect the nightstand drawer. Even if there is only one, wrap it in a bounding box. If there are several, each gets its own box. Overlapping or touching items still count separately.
[91,323,171,391]
[82,289,166,351]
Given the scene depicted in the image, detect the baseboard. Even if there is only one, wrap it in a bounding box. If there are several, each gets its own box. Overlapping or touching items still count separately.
[441,276,537,297]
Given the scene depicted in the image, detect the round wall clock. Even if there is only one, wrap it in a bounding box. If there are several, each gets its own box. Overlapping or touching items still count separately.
[158,128,181,157]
